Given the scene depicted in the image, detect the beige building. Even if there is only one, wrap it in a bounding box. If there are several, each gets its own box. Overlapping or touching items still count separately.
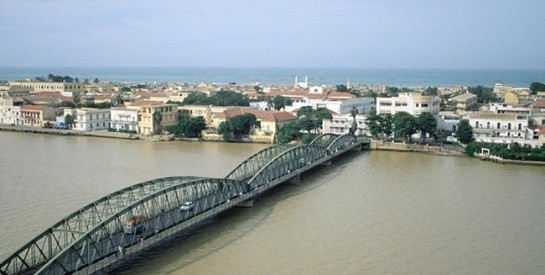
[127,101,177,135]
[210,109,297,143]
[375,93,440,116]
[493,83,514,99]
[178,105,250,126]
[450,92,478,111]
[19,105,58,127]
[9,81,87,93]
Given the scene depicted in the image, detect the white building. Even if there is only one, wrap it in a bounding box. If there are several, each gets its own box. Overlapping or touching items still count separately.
[437,112,464,133]
[0,103,21,125]
[72,108,111,131]
[376,93,440,116]
[110,107,139,133]
[469,112,534,145]
[322,114,369,136]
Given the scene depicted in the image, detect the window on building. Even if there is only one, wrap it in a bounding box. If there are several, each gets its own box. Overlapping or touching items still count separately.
[508,123,511,130]
[518,123,522,130]
[497,122,501,129]
[487,122,490,129]
[475,121,479,128]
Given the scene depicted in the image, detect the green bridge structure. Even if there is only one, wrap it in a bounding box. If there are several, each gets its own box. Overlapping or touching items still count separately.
[1,134,369,275]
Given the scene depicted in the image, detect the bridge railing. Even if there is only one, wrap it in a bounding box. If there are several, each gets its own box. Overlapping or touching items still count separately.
[35,178,244,275]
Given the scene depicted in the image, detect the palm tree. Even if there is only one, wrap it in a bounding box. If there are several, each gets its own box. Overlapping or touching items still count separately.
[349,107,358,135]
[152,111,163,135]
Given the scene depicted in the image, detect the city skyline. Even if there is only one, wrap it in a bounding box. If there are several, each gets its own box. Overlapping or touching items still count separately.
[1,0,545,69]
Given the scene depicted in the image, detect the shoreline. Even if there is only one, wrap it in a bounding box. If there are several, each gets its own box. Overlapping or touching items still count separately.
[3,125,544,166]
[0,125,139,140]
[369,139,466,157]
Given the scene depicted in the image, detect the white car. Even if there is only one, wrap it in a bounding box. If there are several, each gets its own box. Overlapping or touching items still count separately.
[180,201,194,211]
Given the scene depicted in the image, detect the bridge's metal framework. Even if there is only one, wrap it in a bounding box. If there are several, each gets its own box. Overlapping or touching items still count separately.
[1,134,360,275]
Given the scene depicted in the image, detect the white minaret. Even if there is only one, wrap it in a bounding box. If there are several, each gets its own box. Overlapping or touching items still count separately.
[347,79,351,89]
[305,76,308,88]
[294,76,298,88]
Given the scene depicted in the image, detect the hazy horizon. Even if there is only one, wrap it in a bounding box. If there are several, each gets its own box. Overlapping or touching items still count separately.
[2,0,545,69]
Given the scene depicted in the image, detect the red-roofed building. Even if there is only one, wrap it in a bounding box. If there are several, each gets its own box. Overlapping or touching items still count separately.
[254,87,374,116]
[208,109,297,143]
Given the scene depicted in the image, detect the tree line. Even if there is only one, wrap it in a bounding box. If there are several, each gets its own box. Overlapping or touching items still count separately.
[34,74,100,84]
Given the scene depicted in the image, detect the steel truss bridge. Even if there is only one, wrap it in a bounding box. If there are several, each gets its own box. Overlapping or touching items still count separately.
[1,134,367,275]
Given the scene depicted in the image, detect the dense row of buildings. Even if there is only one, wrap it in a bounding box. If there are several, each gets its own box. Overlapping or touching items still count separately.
[1,79,545,146]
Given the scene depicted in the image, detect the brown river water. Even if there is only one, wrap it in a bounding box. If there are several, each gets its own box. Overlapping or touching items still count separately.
[1,131,544,274]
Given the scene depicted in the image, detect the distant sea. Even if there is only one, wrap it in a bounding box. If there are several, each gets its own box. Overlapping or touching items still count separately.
[1,67,544,88]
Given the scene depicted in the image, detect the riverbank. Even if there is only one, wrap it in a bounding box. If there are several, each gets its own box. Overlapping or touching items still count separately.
[475,153,545,166]
[0,125,138,140]
[370,139,466,157]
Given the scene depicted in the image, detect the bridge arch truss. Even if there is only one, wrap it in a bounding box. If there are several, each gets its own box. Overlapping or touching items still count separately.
[247,144,329,190]
[1,177,244,275]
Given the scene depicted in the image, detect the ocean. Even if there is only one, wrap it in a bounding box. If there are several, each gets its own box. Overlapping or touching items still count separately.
[0,67,544,88]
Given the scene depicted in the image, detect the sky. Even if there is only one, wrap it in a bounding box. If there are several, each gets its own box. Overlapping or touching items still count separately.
[1,0,545,69]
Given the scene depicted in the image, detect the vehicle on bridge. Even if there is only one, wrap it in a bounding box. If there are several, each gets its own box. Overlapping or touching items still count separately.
[123,216,148,234]
[180,201,194,211]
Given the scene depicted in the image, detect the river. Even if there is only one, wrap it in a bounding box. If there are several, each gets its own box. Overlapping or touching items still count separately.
[1,131,545,274]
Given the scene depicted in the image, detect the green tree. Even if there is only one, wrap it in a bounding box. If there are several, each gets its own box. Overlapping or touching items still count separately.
[423,87,438,96]
[335,84,349,92]
[365,107,382,139]
[253,85,262,93]
[273,95,292,111]
[530,82,545,95]
[182,92,212,105]
[456,119,474,144]
[167,116,206,138]
[64,114,74,129]
[295,106,332,134]
[416,112,437,143]
[277,124,301,143]
[152,111,163,135]
[393,112,418,142]
[468,86,497,103]
[93,78,100,84]
[72,92,82,106]
[213,90,249,106]
[380,113,393,139]
[218,113,258,140]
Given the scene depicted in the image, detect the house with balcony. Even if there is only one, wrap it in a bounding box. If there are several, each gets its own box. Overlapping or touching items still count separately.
[71,108,111,131]
[126,101,177,136]
[19,105,57,127]
[322,114,369,136]
[469,112,535,146]
[375,93,440,116]
[110,107,139,133]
